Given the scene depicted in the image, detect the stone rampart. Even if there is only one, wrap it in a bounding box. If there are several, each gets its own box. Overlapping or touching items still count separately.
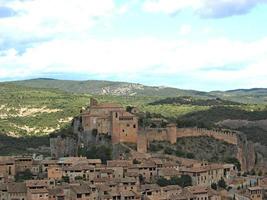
[176,128,238,145]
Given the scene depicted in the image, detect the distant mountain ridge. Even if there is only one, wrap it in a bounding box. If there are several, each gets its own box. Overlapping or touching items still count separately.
[6,78,267,103]
[8,78,213,98]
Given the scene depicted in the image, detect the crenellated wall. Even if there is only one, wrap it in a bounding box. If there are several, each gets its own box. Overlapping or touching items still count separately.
[140,124,177,144]
[137,127,254,171]
[140,127,238,146]
[176,128,238,145]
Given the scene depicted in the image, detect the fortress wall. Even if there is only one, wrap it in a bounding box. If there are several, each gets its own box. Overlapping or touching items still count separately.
[176,128,238,145]
[145,128,169,142]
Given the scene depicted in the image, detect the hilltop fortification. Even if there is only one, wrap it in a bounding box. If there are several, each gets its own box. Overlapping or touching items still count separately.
[51,98,255,171]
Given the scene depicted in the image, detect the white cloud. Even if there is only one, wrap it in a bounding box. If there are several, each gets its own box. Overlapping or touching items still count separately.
[0,0,267,89]
[1,36,267,86]
[142,0,267,18]
[0,0,116,42]
[143,0,202,14]
[179,25,192,35]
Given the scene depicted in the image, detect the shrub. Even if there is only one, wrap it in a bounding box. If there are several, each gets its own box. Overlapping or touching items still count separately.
[156,175,192,188]
[164,147,174,155]
[218,178,227,189]
[224,157,241,171]
[62,175,70,183]
[15,169,34,182]
[211,183,217,190]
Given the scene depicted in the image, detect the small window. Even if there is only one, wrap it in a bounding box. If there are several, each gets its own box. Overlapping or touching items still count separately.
[133,124,136,128]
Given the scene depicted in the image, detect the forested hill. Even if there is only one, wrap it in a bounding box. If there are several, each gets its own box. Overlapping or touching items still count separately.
[7,78,267,104]
[7,78,214,98]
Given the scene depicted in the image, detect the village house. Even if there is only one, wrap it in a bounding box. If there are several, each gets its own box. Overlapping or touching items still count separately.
[0,182,27,200]
[26,180,51,200]
[69,184,91,200]
[0,157,15,183]
[141,184,162,200]
[180,163,233,186]
[246,187,263,200]
[48,187,65,200]
[187,186,221,200]
[127,161,157,182]
[48,166,63,181]
[259,177,267,199]
[62,163,94,182]
[14,156,33,173]
[158,168,181,180]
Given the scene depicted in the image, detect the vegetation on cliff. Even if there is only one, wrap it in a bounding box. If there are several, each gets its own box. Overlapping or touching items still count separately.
[149,137,239,164]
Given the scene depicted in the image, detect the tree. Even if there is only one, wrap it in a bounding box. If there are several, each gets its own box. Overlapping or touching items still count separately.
[133,159,141,164]
[75,176,83,181]
[218,178,227,189]
[156,175,192,188]
[62,175,70,183]
[164,147,174,155]
[177,175,192,187]
[78,145,112,164]
[186,153,195,159]
[139,175,145,185]
[250,169,256,176]
[211,183,218,190]
[156,177,170,187]
[224,157,241,171]
[15,169,34,182]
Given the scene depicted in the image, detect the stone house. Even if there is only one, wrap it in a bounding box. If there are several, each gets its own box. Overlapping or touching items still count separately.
[69,184,91,200]
[14,156,33,173]
[187,186,221,200]
[246,187,263,200]
[180,163,226,186]
[48,166,63,181]
[26,180,50,200]
[0,157,15,183]
[0,182,27,200]
[127,161,157,182]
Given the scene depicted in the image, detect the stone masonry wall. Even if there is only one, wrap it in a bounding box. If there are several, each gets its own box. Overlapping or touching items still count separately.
[176,128,238,145]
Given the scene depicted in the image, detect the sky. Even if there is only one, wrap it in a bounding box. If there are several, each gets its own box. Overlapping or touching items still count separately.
[0,0,267,91]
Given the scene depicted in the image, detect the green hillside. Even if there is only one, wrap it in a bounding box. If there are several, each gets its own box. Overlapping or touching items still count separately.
[8,78,267,103]
[211,88,267,104]
[0,83,89,136]
[1,80,267,150]
[9,78,213,98]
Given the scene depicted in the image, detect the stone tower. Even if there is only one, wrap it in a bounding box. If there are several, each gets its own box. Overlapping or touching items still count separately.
[167,123,177,144]
[137,133,148,153]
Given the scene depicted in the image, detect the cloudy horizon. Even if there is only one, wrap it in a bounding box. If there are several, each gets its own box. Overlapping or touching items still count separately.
[1,0,267,91]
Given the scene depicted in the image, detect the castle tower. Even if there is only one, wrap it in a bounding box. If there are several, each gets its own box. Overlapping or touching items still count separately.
[90,98,98,107]
[111,111,120,144]
[137,133,148,153]
[167,123,177,144]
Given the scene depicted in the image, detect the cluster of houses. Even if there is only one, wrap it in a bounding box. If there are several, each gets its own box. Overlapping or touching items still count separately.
[0,155,266,200]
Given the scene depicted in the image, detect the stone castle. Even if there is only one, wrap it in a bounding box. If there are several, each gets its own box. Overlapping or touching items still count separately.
[77,98,238,150]
[77,98,138,145]
[51,98,255,171]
